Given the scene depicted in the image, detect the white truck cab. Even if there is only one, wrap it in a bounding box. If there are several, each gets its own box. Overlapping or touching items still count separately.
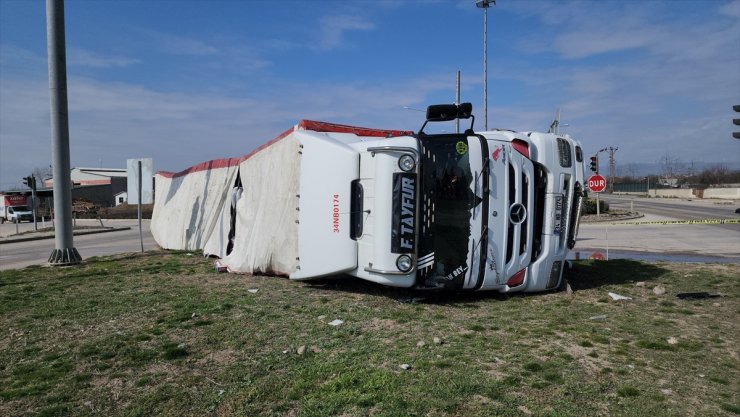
[289,104,584,292]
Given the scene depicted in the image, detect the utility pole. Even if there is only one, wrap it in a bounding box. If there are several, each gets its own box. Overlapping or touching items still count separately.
[46,0,81,265]
[455,70,461,134]
[607,146,618,193]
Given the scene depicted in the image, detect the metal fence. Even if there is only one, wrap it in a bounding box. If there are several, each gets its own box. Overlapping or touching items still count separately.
[612,183,648,193]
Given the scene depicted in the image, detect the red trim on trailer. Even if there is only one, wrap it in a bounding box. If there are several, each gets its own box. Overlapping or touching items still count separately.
[297,120,413,138]
[157,120,412,179]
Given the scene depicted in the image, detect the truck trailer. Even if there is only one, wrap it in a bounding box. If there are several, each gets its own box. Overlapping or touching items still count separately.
[0,194,34,223]
[151,104,584,292]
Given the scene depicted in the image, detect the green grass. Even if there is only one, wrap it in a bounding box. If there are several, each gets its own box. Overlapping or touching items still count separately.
[0,253,738,416]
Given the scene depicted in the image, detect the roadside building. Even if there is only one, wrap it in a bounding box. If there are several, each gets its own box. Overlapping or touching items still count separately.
[114,191,128,206]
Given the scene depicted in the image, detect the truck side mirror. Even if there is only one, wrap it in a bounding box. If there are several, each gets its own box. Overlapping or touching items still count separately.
[425,104,458,122]
[418,102,476,135]
[457,102,472,119]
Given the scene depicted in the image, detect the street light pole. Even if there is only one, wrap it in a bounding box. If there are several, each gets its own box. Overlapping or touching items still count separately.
[476,0,495,131]
[455,70,461,133]
[46,0,81,265]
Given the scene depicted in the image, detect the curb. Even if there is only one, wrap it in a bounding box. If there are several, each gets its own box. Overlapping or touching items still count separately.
[580,213,645,224]
[0,227,132,245]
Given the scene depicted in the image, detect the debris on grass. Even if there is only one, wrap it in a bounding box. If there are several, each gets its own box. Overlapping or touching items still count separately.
[214,260,227,273]
[608,292,632,301]
[328,319,344,326]
[653,285,666,296]
[667,337,678,345]
[635,281,646,287]
[297,345,306,355]
[589,315,607,320]
[433,337,442,345]
[400,363,412,370]
[247,289,258,294]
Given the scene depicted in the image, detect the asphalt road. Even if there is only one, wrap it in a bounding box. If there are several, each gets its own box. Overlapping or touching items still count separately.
[578,195,740,261]
[601,194,739,227]
[0,220,156,270]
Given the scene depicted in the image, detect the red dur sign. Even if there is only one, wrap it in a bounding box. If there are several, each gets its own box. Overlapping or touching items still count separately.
[588,175,607,193]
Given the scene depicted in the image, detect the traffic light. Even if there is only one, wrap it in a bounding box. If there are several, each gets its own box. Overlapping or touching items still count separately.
[734,105,740,140]
[22,175,37,190]
[589,155,599,173]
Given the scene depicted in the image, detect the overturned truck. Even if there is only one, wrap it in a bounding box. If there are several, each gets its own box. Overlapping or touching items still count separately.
[152,104,585,292]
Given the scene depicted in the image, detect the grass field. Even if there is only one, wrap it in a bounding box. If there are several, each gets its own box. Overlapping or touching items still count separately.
[0,251,738,416]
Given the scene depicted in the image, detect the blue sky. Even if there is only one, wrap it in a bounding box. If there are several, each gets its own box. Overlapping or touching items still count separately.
[1,0,738,188]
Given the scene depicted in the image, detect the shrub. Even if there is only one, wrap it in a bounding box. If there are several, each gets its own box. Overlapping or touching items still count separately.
[583,198,609,214]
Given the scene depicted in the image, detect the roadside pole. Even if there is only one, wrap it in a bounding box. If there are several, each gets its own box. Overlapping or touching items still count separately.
[31,177,38,231]
[596,193,600,217]
[138,160,144,253]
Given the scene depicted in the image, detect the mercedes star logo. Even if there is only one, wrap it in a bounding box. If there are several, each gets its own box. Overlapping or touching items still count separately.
[509,203,527,225]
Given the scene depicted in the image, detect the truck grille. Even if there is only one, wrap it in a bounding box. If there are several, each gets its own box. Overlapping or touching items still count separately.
[504,162,533,268]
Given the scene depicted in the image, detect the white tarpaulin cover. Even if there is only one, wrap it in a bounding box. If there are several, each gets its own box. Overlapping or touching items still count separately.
[152,127,300,275]
[151,120,413,277]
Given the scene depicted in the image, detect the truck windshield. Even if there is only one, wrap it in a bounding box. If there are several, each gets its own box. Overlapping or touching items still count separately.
[13,206,30,211]
[417,135,485,289]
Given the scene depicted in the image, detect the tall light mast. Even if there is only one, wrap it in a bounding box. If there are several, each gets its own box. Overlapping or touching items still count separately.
[475,0,495,131]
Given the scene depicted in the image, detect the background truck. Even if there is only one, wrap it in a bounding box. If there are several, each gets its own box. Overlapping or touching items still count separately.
[0,194,34,223]
[151,103,584,293]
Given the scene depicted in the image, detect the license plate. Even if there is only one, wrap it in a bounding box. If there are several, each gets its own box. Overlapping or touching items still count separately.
[554,195,563,233]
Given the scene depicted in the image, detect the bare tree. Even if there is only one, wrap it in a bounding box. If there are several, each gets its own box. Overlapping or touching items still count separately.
[32,165,53,184]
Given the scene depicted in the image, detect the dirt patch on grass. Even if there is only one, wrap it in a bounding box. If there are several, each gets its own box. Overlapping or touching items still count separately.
[363,318,403,332]
[198,349,239,366]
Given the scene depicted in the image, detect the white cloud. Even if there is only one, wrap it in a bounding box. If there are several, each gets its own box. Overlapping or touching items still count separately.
[316,15,375,51]
[0,48,452,187]
[719,0,740,18]
[494,0,740,165]
[136,29,219,56]
[68,49,140,68]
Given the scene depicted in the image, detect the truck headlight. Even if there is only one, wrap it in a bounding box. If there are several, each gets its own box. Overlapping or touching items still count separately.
[396,255,413,272]
[398,154,416,172]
